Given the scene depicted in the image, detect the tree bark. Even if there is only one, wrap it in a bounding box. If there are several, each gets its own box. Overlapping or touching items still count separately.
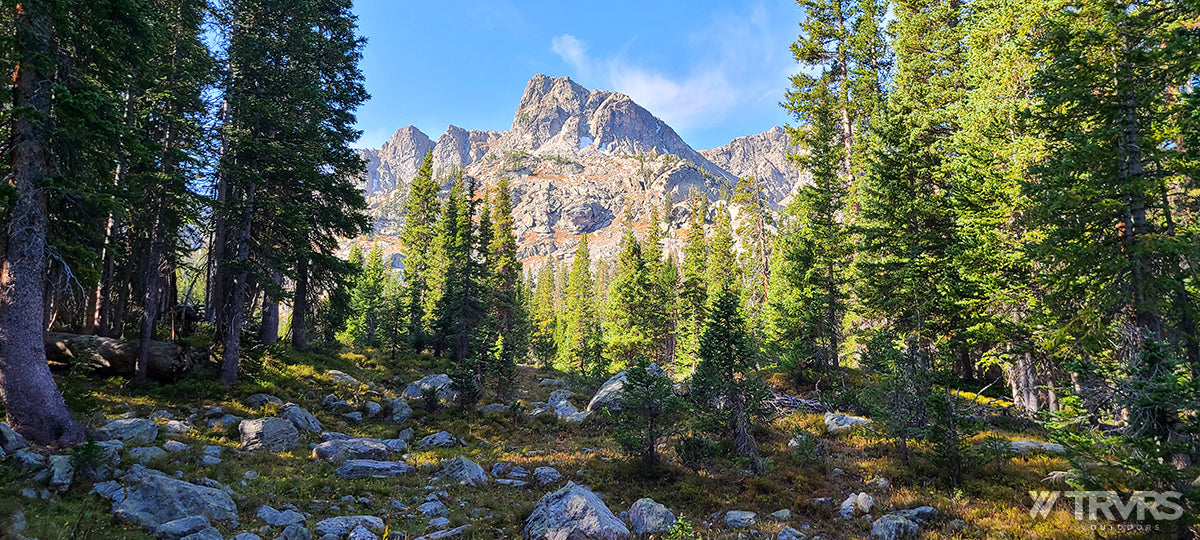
[292,257,309,350]
[219,181,254,386]
[260,270,280,346]
[0,0,85,446]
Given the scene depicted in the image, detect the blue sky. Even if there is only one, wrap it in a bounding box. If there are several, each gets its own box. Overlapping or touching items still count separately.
[351,0,800,151]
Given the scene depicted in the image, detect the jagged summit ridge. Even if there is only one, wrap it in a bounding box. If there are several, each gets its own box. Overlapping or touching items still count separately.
[356,73,807,264]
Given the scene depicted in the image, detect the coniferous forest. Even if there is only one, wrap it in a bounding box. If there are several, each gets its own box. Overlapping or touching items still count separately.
[0,0,1198,538]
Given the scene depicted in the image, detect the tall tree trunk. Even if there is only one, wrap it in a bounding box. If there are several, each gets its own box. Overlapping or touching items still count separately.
[0,0,84,445]
[260,270,280,346]
[137,209,164,381]
[292,257,309,350]
[219,183,254,386]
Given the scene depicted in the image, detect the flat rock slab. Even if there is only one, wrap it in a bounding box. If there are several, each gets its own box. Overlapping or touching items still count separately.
[416,431,460,449]
[313,438,391,465]
[335,459,415,480]
[824,412,873,435]
[314,516,384,538]
[99,418,159,445]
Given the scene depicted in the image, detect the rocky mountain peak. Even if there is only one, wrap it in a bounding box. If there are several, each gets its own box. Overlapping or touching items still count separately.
[700,125,808,206]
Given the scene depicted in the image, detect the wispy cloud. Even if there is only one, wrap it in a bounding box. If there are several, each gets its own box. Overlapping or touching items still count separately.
[551,3,792,133]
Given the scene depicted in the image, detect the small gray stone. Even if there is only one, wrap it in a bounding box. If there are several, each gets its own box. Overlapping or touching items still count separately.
[280,403,322,433]
[364,401,382,418]
[313,516,384,538]
[162,440,189,453]
[240,417,300,452]
[725,511,756,529]
[129,446,168,464]
[12,450,46,470]
[347,524,379,540]
[523,483,629,540]
[476,403,508,414]
[182,527,223,540]
[312,438,390,465]
[824,412,873,435]
[326,370,362,387]
[257,505,306,527]
[154,515,211,540]
[198,455,222,467]
[495,478,528,487]
[869,514,920,540]
[48,455,74,493]
[769,509,792,521]
[532,466,563,485]
[0,422,30,453]
[246,393,282,408]
[416,431,459,449]
[418,500,449,517]
[163,420,193,434]
[341,412,363,424]
[389,398,413,424]
[100,418,160,445]
[778,526,806,540]
[433,456,488,487]
[491,462,513,477]
[629,497,676,534]
[402,374,457,402]
[427,516,450,530]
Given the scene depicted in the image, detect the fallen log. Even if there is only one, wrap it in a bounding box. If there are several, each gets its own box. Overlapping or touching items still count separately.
[44,332,194,380]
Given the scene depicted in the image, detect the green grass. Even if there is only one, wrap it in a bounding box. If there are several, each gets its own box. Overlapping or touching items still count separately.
[0,345,1136,539]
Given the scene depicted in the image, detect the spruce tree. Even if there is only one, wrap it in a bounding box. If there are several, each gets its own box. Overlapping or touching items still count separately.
[530,258,559,367]
[706,205,740,298]
[770,84,850,373]
[484,178,522,395]
[400,151,439,349]
[558,234,603,377]
[676,190,709,376]
[342,244,387,347]
[692,287,768,473]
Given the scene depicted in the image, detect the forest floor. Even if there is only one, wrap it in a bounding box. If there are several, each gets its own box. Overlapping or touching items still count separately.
[0,345,1108,539]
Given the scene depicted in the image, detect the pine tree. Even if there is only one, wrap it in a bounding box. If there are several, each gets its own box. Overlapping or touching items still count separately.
[342,244,387,347]
[676,190,709,376]
[530,258,559,367]
[400,151,439,349]
[706,204,740,298]
[0,0,101,444]
[770,85,851,374]
[733,176,772,325]
[692,287,768,473]
[1027,0,1200,365]
[614,357,687,468]
[558,234,603,377]
[606,224,670,367]
[855,0,970,365]
[484,178,523,396]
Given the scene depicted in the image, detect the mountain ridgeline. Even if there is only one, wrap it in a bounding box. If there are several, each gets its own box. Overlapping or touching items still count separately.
[357,74,806,264]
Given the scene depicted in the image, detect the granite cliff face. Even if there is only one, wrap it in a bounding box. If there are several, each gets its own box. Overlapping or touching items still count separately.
[700,126,808,206]
[356,74,806,266]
